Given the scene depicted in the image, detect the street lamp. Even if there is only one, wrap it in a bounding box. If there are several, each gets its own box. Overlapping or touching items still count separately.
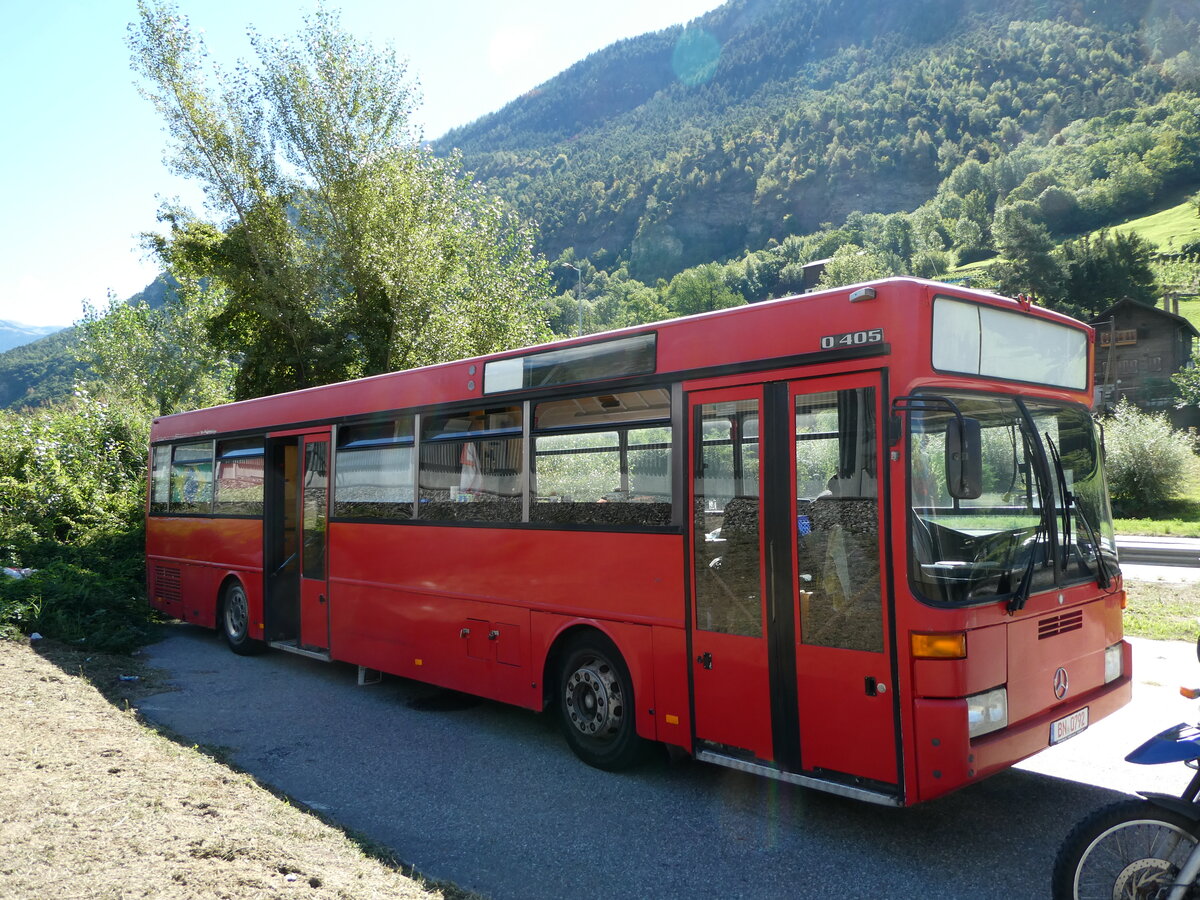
[562,263,582,337]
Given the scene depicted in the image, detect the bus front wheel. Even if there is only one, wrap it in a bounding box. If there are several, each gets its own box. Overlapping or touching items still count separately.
[557,632,645,771]
[220,581,265,656]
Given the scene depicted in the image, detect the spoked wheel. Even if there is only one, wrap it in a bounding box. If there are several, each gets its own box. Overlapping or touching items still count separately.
[557,633,645,771]
[220,581,264,656]
[1052,799,1200,899]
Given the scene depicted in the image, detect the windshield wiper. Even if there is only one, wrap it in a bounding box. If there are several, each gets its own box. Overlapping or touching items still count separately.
[1045,434,1073,569]
[1008,426,1052,613]
[1045,435,1113,590]
[1008,520,1045,613]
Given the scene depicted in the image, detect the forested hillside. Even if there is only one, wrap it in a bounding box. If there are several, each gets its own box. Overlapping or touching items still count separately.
[0,278,172,409]
[442,0,1200,282]
[9,0,1200,409]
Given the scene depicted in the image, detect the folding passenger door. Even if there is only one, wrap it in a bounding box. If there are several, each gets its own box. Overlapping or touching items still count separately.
[688,373,898,788]
[688,384,775,762]
[264,428,331,652]
[790,373,897,786]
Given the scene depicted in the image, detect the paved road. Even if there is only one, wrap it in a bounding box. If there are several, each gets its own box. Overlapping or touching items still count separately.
[136,628,1200,900]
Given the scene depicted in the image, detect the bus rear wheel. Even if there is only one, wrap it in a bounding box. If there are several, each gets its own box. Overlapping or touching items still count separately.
[557,633,645,771]
[220,581,264,656]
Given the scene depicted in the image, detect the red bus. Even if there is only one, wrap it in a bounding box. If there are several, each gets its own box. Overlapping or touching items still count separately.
[146,276,1130,806]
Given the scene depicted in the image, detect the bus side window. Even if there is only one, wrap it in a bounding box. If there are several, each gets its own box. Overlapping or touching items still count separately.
[530,389,672,529]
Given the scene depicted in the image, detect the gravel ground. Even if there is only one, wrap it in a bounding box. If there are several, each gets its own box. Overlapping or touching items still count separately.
[0,638,439,900]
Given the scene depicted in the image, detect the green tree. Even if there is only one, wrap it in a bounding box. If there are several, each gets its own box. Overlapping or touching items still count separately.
[816,244,896,289]
[1056,230,1159,318]
[664,264,743,316]
[76,285,233,416]
[1174,364,1200,408]
[989,203,1064,301]
[130,2,550,400]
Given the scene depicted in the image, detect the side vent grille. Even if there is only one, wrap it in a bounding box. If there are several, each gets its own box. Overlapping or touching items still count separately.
[154,566,182,603]
[1038,610,1083,640]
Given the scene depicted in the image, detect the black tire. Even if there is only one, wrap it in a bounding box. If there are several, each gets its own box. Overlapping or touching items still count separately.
[1052,798,1200,899]
[220,581,265,656]
[556,632,646,771]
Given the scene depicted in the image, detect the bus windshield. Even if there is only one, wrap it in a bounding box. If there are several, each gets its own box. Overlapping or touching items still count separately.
[909,392,1119,606]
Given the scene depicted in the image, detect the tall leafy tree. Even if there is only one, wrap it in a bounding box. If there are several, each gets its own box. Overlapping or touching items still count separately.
[1057,230,1158,318]
[816,244,897,289]
[989,203,1064,302]
[76,285,234,416]
[129,2,550,400]
[664,264,743,316]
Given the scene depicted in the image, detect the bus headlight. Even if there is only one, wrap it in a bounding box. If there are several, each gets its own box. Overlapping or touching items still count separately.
[967,687,1008,739]
[1105,643,1123,684]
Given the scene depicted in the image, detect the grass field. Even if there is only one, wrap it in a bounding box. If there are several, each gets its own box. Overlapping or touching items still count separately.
[1177,296,1200,330]
[1115,457,1200,537]
[1109,198,1200,251]
[947,195,1200,279]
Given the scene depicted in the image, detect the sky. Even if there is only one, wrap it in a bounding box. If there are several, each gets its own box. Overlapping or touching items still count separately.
[0,0,724,328]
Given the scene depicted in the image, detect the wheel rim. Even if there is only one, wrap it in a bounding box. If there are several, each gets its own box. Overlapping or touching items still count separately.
[224,586,248,642]
[564,653,624,743]
[1074,818,1196,899]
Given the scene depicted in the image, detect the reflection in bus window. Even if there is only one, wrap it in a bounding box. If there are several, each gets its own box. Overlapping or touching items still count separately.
[149,445,170,515]
[334,419,415,519]
[302,441,328,580]
[169,442,214,514]
[214,438,265,516]
[795,388,882,652]
[531,389,672,527]
[419,407,522,523]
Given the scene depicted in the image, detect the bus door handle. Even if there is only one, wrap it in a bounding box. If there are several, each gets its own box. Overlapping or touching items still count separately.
[697,652,713,670]
[318,594,326,604]
[864,677,888,697]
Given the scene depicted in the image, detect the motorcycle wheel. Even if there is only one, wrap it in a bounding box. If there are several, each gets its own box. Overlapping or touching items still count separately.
[1052,798,1200,899]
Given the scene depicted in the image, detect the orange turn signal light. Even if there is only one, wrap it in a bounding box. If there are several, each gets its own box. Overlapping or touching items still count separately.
[911,631,967,660]
[1181,687,1200,700]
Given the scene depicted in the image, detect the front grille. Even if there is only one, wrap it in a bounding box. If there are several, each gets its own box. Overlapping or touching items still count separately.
[154,566,181,603]
[1038,610,1083,639]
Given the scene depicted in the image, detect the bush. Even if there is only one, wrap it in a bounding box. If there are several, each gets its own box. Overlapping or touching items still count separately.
[0,392,152,652]
[1103,399,1200,517]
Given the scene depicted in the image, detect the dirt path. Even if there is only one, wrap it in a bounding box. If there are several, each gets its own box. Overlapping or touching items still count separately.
[0,639,438,900]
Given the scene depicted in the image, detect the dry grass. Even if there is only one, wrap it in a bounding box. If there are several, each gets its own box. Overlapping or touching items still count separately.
[0,638,440,900]
[1123,578,1200,642]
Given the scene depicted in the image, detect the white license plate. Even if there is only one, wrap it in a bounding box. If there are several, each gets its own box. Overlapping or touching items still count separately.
[1050,707,1089,745]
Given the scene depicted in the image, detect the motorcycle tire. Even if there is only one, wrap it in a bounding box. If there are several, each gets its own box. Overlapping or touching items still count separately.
[1052,798,1200,899]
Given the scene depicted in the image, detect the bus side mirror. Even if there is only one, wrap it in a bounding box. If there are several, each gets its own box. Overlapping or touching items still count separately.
[946,417,983,500]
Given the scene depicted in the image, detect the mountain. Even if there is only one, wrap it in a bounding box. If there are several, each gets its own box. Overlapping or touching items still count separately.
[0,321,63,354]
[0,278,173,410]
[440,0,1200,281]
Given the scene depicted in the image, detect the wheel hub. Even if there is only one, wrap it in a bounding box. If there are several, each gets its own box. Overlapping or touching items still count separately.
[565,659,623,740]
[225,589,248,640]
[1114,857,1175,899]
